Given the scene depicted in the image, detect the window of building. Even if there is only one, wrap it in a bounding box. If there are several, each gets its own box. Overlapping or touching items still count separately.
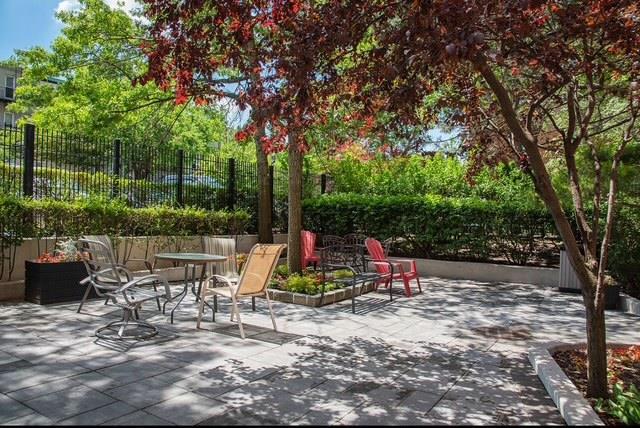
[3,112,14,127]
[5,76,15,99]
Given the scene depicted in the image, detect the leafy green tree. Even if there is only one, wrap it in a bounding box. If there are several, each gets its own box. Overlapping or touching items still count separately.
[9,0,231,153]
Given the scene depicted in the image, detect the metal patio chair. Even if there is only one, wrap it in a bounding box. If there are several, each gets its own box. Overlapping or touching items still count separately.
[77,238,172,340]
[319,243,393,313]
[78,235,160,313]
[197,243,286,339]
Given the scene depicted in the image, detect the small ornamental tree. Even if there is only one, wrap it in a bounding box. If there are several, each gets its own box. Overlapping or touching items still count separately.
[141,0,639,399]
[271,0,639,398]
[140,0,312,272]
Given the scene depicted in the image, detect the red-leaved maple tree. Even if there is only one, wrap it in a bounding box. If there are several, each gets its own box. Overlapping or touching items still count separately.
[140,0,639,398]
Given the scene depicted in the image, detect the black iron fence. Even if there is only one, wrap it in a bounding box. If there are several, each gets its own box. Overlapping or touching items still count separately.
[1,124,325,233]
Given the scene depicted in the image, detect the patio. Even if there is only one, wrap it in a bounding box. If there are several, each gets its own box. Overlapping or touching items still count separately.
[1,277,638,425]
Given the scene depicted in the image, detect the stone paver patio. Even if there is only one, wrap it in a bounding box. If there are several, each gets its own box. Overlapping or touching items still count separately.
[1,277,639,425]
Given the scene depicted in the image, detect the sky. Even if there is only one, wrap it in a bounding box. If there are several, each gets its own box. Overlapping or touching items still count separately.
[0,0,63,60]
[0,0,138,61]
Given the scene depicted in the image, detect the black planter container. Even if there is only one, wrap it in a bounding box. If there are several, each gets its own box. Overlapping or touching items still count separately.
[25,260,94,305]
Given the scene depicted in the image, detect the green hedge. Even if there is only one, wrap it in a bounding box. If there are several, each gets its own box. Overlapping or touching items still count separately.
[303,194,560,266]
[610,203,640,294]
[0,196,250,241]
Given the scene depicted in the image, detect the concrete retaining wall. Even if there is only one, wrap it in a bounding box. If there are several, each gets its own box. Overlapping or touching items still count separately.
[395,257,559,287]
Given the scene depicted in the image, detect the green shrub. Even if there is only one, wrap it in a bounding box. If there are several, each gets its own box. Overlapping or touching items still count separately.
[596,383,640,425]
[332,269,354,279]
[303,193,557,266]
[284,274,320,295]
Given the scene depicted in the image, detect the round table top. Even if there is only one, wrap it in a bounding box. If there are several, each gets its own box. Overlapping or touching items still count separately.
[154,253,228,263]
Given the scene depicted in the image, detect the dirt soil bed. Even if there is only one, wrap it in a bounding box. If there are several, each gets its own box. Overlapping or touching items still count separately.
[554,346,640,426]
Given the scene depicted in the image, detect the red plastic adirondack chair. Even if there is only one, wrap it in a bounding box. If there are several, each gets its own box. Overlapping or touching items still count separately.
[301,230,321,268]
[365,237,422,297]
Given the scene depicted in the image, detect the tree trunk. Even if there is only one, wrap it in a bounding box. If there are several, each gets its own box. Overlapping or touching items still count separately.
[585,300,608,397]
[256,125,273,243]
[473,54,608,398]
[287,132,303,274]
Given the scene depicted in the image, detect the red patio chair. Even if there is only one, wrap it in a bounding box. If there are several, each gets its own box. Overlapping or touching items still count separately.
[365,237,422,297]
[301,230,321,268]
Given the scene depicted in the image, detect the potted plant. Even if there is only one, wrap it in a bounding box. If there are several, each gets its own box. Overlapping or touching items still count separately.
[25,239,93,305]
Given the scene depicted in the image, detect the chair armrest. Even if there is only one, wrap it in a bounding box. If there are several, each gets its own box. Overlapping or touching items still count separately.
[394,259,417,272]
[116,274,171,304]
[370,261,396,276]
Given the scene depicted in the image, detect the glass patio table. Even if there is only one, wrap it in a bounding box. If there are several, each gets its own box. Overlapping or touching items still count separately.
[153,252,227,323]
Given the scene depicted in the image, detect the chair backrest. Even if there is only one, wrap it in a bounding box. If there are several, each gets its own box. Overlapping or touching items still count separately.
[237,244,286,295]
[203,236,238,278]
[365,237,391,274]
[321,235,345,249]
[301,230,317,259]
[344,233,367,247]
[83,235,115,261]
[77,238,123,293]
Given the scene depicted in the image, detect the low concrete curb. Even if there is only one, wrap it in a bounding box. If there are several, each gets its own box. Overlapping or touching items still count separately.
[528,342,604,426]
[620,293,640,317]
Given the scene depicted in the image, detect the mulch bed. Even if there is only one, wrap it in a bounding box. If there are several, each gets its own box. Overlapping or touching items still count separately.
[554,346,640,426]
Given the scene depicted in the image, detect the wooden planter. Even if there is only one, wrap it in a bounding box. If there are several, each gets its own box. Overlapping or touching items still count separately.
[25,260,94,305]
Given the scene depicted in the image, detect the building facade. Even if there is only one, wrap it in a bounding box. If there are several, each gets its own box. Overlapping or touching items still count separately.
[0,65,22,127]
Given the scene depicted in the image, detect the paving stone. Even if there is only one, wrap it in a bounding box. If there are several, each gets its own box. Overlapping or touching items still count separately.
[7,377,82,402]
[104,377,190,408]
[105,410,175,426]
[23,384,115,422]
[3,412,54,425]
[58,401,137,425]
[5,278,620,425]
[0,393,33,424]
[338,403,434,425]
[96,359,174,384]
[145,392,230,425]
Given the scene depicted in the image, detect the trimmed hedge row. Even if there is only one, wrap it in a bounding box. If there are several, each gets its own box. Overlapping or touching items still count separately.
[0,196,250,241]
[303,194,561,266]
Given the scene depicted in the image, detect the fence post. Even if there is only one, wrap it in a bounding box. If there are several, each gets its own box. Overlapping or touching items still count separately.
[22,124,35,197]
[227,158,236,210]
[177,149,184,206]
[111,139,121,198]
[269,165,275,218]
[320,173,326,194]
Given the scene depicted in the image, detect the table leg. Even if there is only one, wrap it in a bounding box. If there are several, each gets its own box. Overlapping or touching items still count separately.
[167,264,190,324]
[192,263,214,313]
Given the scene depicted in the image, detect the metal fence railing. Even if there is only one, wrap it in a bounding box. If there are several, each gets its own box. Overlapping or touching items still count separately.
[1,124,327,233]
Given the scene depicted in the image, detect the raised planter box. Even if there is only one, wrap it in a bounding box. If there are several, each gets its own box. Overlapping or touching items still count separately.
[267,282,376,307]
[528,342,605,426]
[24,260,96,305]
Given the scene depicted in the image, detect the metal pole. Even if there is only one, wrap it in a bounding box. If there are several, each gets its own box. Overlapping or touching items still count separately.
[22,124,35,197]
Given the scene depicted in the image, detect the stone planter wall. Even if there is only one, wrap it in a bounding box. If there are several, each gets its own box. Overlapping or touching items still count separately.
[267,282,377,307]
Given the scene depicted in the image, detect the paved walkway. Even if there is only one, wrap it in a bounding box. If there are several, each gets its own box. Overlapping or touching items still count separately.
[1,277,639,425]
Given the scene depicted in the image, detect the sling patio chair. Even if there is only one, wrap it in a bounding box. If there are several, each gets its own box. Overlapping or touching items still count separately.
[78,235,160,313]
[203,236,260,311]
[77,238,172,340]
[196,243,286,339]
[365,237,422,297]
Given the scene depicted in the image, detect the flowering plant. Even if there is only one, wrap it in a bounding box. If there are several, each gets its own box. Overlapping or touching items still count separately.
[35,239,80,263]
